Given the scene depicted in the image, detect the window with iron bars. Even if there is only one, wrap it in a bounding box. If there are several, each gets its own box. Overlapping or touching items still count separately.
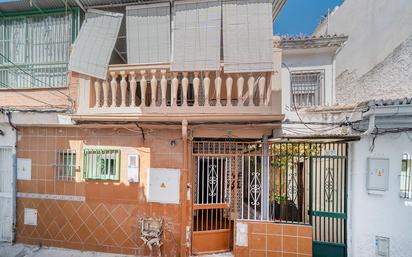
[400,154,412,199]
[83,149,120,181]
[55,149,77,181]
[0,9,80,89]
[290,71,323,108]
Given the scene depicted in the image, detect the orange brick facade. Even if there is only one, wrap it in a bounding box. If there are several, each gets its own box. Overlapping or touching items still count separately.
[235,222,312,257]
[15,127,183,256]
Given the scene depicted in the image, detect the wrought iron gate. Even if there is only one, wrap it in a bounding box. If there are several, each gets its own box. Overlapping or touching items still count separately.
[191,141,348,256]
[310,143,348,257]
[192,142,235,254]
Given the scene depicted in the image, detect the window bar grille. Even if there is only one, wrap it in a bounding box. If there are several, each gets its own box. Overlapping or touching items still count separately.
[401,154,412,199]
[291,72,322,108]
[55,149,76,181]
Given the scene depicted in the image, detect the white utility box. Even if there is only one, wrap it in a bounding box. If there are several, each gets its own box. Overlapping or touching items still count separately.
[127,154,139,183]
[376,236,390,257]
[17,158,31,180]
[367,158,389,193]
[24,208,37,226]
[236,222,248,247]
[147,168,180,204]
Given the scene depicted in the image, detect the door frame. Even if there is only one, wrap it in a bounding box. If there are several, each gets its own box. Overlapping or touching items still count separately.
[0,147,14,242]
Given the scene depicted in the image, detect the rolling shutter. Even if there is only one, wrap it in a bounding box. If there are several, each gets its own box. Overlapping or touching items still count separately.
[68,9,123,80]
[126,3,171,64]
[171,0,221,71]
[223,0,273,73]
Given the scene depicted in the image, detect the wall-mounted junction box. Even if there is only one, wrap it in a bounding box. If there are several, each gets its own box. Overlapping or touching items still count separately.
[376,236,390,257]
[147,168,180,204]
[236,222,248,247]
[24,208,37,226]
[367,158,389,193]
[127,154,139,183]
[17,158,31,180]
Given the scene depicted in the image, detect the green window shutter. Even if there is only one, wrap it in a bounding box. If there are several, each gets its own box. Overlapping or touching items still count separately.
[83,149,120,181]
[0,8,80,89]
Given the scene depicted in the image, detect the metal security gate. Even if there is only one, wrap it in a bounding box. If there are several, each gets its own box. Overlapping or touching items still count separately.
[0,147,13,242]
[310,143,348,257]
[191,140,348,256]
[192,142,235,254]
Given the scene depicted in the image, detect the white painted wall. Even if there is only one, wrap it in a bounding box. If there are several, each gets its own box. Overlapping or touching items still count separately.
[349,133,412,257]
[314,0,412,104]
[281,48,335,121]
[0,124,15,148]
[315,0,412,78]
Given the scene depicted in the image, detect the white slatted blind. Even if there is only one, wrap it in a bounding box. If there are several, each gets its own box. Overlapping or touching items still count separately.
[171,0,221,71]
[68,9,123,80]
[126,3,171,64]
[223,0,273,73]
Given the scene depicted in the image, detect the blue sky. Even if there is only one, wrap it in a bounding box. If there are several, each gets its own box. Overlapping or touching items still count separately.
[274,0,344,36]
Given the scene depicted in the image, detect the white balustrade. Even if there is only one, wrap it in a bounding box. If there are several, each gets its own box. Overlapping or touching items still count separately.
[215,71,222,107]
[140,70,147,107]
[161,70,167,107]
[237,75,244,106]
[94,80,101,108]
[150,69,157,107]
[120,71,128,107]
[226,75,233,107]
[90,69,273,111]
[130,71,137,107]
[110,72,118,107]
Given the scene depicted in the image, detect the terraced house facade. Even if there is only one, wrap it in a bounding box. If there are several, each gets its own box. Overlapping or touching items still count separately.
[0,0,326,257]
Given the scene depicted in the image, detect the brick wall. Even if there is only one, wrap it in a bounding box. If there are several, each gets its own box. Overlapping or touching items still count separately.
[235,221,312,257]
[16,127,183,256]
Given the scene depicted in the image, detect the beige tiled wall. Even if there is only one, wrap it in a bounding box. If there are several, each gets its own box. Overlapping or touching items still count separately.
[235,221,312,257]
[16,127,183,256]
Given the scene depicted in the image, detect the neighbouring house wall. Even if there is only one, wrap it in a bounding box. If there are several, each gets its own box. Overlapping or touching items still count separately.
[234,221,312,257]
[314,0,412,104]
[15,127,183,256]
[334,35,412,104]
[349,133,412,257]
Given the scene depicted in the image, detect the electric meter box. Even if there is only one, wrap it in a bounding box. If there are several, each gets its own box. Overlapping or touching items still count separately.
[147,168,180,204]
[367,158,389,192]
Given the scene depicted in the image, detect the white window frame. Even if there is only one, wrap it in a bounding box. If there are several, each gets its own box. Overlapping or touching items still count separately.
[55,149,77,181]
[290,70,324,109]
[400,153,412,199]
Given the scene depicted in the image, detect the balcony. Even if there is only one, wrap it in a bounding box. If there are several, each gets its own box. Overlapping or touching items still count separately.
[73,63,282,123]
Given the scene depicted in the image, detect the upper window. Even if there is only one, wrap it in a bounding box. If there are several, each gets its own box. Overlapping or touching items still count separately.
[83,149,120,181]
[0,10,79,89]
[290,71,324,108]
[400,153,412,199]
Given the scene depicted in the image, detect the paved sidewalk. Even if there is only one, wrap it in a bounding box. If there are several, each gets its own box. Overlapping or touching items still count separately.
[0,243,134,257]
[0,243,234,257]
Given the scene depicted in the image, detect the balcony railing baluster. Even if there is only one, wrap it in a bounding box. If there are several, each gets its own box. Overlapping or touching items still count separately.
[87,66,276,115]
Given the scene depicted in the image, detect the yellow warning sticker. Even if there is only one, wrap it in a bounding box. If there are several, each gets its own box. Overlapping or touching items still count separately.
[160,182,166,188]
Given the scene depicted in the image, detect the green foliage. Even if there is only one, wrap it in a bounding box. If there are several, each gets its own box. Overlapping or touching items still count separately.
[271,143,320,168]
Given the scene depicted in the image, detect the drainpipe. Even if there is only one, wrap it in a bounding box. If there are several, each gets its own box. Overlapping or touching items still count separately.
[180,120,189,257]
[362,107,375,135]
[261,135,269,220]
[7,112,18,243]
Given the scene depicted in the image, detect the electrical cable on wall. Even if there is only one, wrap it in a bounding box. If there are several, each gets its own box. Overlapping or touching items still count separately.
[0,52,73,103]
[0,80,68,109]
